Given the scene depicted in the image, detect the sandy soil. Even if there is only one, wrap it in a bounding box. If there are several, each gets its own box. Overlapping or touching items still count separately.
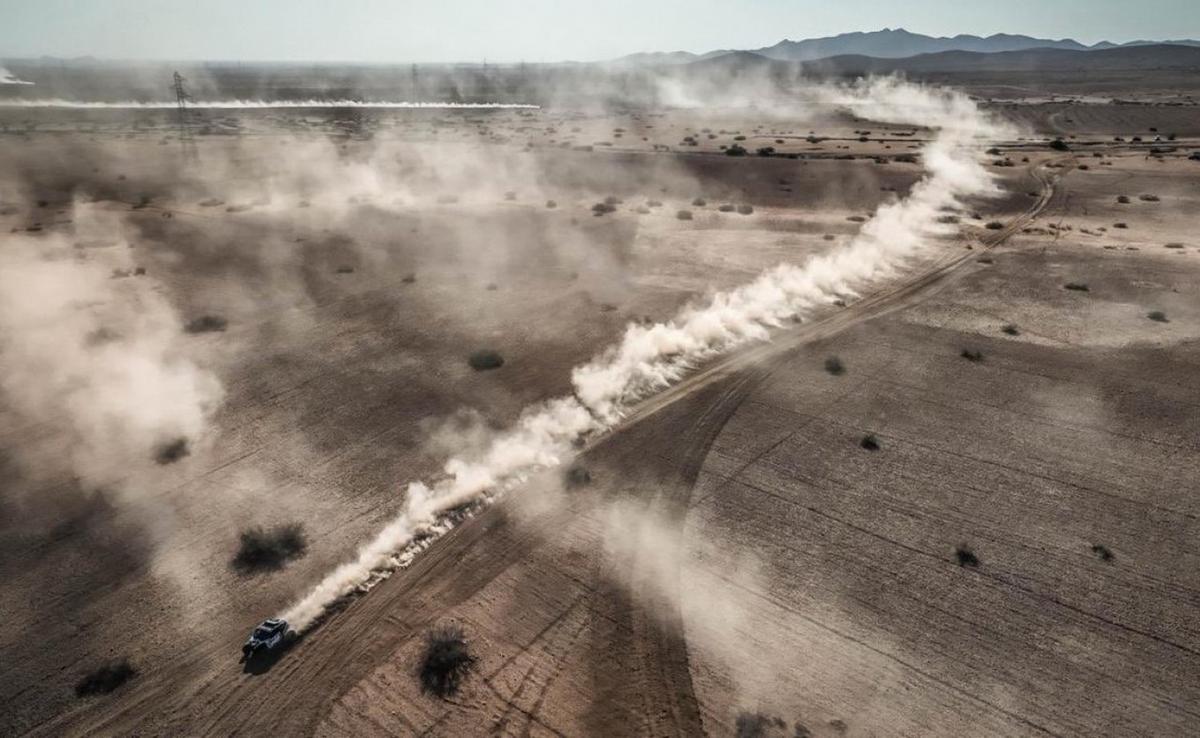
[2,100,1199,737]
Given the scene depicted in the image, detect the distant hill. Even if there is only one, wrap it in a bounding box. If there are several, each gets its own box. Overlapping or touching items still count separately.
[756,28,1096,60]
[612,28,1200,66]
[797,44,1200,74]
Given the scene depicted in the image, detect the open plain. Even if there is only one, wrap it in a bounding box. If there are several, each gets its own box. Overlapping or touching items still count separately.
[2,55,1200,738]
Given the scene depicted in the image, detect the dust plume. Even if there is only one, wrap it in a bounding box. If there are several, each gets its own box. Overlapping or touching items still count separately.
[0,220,223,491]
[0,99,536,109]
[280,74,1010,632]
[0,66,33,85]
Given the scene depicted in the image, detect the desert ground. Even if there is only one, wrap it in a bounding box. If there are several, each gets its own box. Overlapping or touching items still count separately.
[1,81,1199,738]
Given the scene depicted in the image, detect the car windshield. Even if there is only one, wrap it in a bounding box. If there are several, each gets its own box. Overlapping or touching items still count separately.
[252,627,274,639]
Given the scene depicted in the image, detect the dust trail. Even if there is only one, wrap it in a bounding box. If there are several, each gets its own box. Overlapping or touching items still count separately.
[0,99,537,109]
[0,66,33,85]
[280,76,1011,632]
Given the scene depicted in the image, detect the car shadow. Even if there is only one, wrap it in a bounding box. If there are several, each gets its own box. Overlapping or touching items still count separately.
[241,646,287,676]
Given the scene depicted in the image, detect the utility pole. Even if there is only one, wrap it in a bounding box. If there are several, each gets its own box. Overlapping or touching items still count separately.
[172,71,198,161]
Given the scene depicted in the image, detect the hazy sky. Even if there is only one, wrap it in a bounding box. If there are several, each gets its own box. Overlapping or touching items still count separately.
[2,0,1198,63]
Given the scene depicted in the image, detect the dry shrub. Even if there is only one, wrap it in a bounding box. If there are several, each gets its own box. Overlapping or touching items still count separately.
[75,659,136,697]
[955,545,979,567]
[233,524,308,572]
[419,625,476,698]
[468,350,504,370]
[185,315,227,333]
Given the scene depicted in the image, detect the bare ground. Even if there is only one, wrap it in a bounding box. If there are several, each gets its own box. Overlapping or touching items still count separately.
[3,103,1199,736]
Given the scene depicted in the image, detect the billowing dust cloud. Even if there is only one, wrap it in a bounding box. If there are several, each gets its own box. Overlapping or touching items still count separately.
[280,75,1012,632]
[0,221,223,491]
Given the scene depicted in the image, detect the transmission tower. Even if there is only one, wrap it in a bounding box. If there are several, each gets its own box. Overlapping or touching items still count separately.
[172,71,198,160]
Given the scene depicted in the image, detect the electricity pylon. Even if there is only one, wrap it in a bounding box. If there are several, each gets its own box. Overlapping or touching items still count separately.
[172,71,198,161]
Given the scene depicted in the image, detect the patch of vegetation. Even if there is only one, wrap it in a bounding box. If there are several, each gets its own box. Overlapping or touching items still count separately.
[154,437,190,465]
[75,659,137,697]
[565,466,592,488]
[335,265,355,274]
[692,197,707,206]
[1049,139,1070,151]
[718,204,736,212]
[419,624,476,698]
[1091,543,1114,562]
[955,545,979,568]
[591,202,616,216]
[725,144,747,157]
[735,712,771,738]
[185,315,227,333]
[960,349,983,362]
[1147,311,1169,323]
[737,204,754,215]
[468,350,504,370]
[1063,282,1090,292]
[824,356,845,376]
[985,221,1004,230]
[1164,243,1184,249]
[1001,324,1020,336]
[545,200,557,209]
[1113,222,1127,229]
[1139,194,1160,202]
[676,209,693,220]
[860,434,881,451]
[233,523,308,572]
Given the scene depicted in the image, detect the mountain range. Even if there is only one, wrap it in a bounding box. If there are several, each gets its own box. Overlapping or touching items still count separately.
[613,27,1200,65]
